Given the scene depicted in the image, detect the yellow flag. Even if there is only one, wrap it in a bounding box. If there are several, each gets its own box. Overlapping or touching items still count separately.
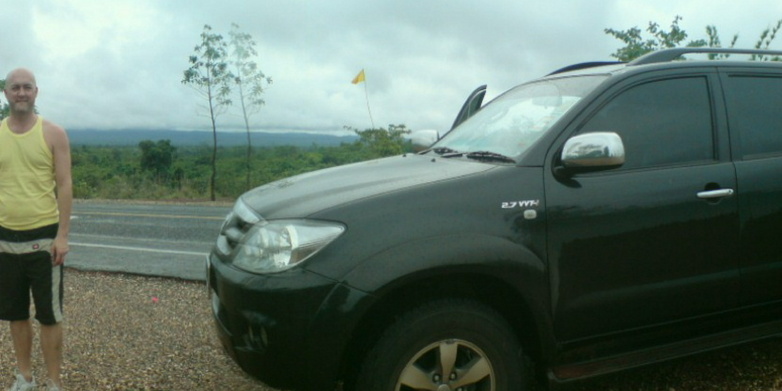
[351,69,366,84]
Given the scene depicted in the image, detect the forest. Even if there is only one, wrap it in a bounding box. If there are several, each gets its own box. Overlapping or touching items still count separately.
[71,125,413,201]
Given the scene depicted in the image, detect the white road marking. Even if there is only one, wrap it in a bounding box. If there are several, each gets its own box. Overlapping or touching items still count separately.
[70,242,206,256]
[72,212,225,220]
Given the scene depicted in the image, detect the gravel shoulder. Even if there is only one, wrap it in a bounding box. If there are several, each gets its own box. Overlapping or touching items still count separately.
[0,269,277,391]
[3,268,782,390]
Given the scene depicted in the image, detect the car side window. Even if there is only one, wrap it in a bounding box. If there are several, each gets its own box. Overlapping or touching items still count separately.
[723,75,782,159]
[578,77,715,170]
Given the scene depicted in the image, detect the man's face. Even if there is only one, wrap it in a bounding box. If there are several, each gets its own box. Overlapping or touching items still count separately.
[4,72,38,115]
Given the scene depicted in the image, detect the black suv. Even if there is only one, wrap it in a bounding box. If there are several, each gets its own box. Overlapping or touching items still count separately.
[207,48,782,390]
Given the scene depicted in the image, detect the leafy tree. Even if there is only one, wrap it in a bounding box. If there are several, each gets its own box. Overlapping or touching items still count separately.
[0,79,8,120]
[605,16,707,61]
[606,16,782,62]
[228,23,272,190]
[351,124,412,157]
[139,139,176,179]
[751,19,782,60]
[182,24,233,201]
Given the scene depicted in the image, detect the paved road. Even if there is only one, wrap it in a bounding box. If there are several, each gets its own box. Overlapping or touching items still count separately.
[68,200,232,280]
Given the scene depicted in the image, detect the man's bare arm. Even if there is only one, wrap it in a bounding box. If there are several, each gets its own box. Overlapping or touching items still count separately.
[45,120,72,266]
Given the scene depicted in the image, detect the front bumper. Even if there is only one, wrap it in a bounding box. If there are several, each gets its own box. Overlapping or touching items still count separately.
[207,252,342,389]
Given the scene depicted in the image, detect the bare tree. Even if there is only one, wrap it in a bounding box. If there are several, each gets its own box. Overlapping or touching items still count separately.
[182,24,233,201]
[229,23,272,190]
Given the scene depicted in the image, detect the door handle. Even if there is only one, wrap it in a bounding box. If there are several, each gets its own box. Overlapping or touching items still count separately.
[697,188,734,199]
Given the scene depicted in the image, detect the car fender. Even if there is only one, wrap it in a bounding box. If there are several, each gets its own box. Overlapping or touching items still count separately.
[343,232,546,296]
[301,233,553,388]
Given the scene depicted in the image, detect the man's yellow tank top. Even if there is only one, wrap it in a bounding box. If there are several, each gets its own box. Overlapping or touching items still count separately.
[0,116,58,230]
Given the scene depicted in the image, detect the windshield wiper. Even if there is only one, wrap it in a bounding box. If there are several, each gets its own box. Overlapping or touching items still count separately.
[464,151,516,163]
[429,147,461,155]
[437,150,516,163]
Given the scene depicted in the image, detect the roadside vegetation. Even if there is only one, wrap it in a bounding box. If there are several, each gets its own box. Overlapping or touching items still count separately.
[71,124,412,201]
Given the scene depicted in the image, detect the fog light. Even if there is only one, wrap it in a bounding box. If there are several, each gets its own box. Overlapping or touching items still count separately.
[247,325,268,349]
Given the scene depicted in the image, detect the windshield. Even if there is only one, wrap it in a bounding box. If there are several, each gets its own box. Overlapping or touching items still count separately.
[432,75,607,160]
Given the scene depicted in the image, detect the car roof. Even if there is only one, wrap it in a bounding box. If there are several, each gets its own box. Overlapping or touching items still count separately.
[547,47,782,79]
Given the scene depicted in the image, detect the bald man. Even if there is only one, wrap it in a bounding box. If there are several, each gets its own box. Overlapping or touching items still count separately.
[0,68,71,391]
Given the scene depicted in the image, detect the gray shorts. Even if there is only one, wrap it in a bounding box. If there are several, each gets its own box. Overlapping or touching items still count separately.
[0,224,62,325]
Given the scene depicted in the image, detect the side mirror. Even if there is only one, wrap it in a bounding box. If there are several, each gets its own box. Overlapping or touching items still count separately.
[559,132,625,173]
[408,129,440,152]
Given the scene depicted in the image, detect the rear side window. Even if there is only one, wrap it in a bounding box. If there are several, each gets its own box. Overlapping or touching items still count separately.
[723,75,782,158]
[579,77,715,170]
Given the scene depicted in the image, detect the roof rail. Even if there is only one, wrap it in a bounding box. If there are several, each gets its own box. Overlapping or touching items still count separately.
[629,47,782,65]
[547,61,624,76]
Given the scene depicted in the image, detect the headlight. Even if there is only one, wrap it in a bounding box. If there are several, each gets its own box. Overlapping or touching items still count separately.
[232,219,345,273]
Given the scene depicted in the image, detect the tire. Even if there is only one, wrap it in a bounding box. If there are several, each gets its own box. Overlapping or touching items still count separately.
[354,299,529,391]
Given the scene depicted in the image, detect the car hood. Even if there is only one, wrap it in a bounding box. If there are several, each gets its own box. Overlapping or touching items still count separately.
[241,154,495,219]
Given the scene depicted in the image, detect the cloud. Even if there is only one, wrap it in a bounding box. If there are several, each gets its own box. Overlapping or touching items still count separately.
[2,0,781,136]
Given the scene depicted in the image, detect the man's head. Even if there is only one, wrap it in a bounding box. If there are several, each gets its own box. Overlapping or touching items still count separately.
[4,68,38,116]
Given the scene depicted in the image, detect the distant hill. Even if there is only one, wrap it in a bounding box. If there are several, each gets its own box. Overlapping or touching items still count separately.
[68,129,358,148]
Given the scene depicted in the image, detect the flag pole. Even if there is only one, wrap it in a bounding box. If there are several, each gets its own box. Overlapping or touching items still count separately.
[363,78,375,129]
[352,69,375,129]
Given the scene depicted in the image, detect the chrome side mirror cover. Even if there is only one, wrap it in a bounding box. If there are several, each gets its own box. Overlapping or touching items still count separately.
[561,132,625,169]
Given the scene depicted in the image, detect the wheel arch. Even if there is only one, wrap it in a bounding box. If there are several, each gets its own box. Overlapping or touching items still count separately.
[338,269,550,389]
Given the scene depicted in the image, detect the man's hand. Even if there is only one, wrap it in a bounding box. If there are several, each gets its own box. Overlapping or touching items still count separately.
[51,236,69,266]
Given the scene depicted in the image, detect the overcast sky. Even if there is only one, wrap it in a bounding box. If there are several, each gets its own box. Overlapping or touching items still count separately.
[2,0,781,136]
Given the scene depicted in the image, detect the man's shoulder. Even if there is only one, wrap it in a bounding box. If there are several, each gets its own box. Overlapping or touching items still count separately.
[41,118,69,148]
[41,118,65,134]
